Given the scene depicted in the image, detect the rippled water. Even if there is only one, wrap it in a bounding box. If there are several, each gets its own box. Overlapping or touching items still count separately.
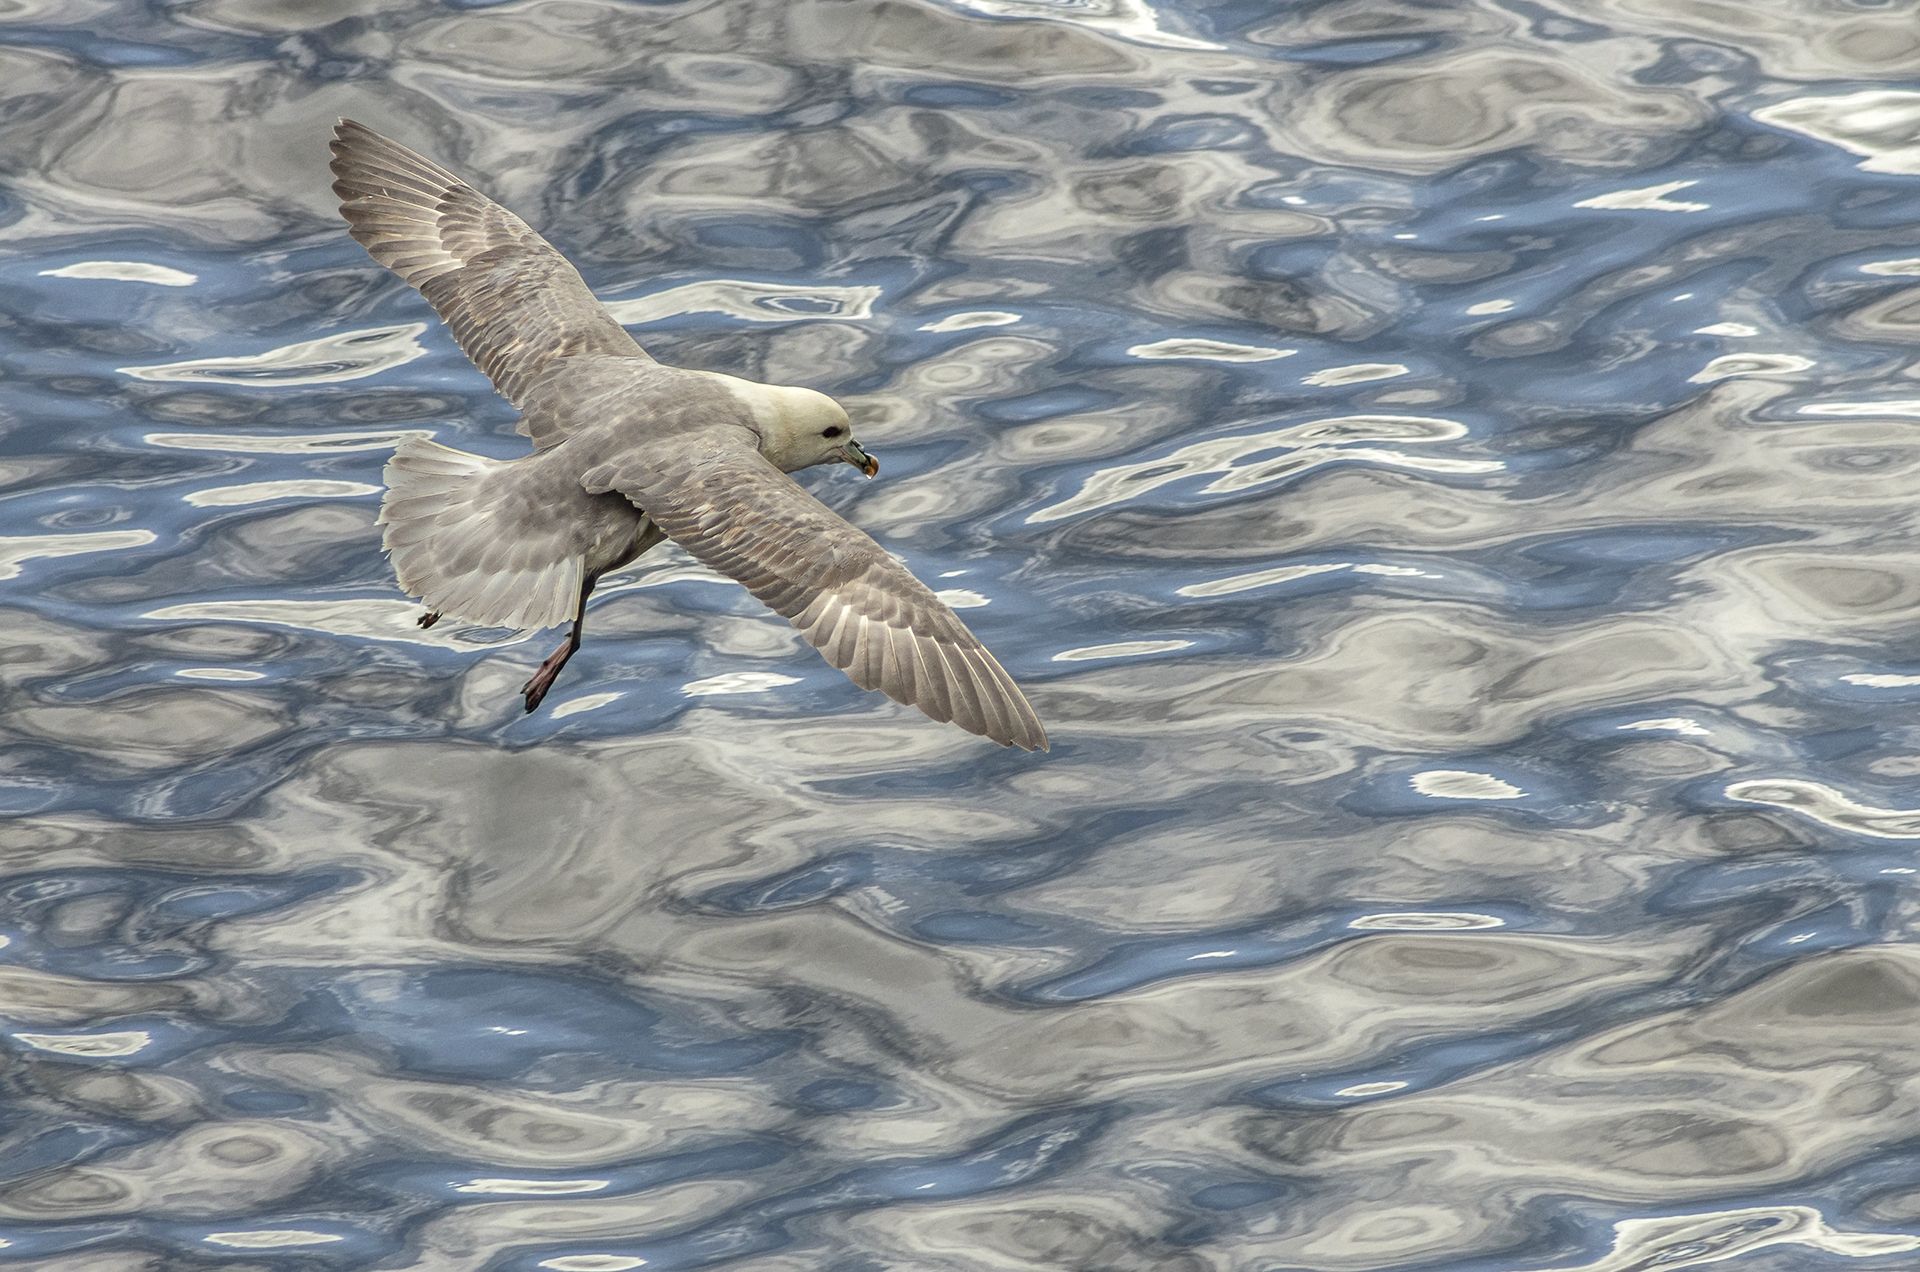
[9,0,1920,1267]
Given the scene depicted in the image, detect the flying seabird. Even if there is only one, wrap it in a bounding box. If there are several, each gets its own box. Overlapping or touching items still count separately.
[327,119,1047,750]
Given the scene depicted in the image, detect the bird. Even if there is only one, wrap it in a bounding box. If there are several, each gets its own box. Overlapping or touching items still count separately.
[327,119,1047,750]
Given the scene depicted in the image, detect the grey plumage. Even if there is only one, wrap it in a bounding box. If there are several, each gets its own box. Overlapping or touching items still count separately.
[576,424,1048,753]
[377,432,652,632]
[331,119,648,425]
[330,119,1047,750]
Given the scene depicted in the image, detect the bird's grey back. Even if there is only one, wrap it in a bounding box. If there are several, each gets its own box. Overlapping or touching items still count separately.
[519,355,754,457]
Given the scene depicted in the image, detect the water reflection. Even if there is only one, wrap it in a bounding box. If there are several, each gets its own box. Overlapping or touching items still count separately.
[7,0,1920,1266]
[0,529,155,580]
[1573,180,1711,212]
[1523,1206,1920,1272]
[1754,90,1920,174]
[120,324,429,386]
[40,260,197,286]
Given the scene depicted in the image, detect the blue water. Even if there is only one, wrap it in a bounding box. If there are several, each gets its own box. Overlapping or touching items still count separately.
[7,1,1920,1267]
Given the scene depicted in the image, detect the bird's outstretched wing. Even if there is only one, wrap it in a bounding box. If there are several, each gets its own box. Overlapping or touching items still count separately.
[328,119,646,426]
[580,433,1048,751]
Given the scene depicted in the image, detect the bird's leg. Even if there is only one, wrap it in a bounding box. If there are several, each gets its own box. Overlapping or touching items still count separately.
[418,610,441,629]
[521,576,596,714]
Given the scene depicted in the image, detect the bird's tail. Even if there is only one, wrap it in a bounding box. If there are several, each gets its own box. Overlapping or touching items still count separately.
[377,437,583,631]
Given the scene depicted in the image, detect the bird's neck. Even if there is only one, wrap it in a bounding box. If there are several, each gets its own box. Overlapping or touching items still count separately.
[699,372,836,471]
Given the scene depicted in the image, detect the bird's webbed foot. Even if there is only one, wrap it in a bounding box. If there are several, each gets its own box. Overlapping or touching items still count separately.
[520,636,580,713]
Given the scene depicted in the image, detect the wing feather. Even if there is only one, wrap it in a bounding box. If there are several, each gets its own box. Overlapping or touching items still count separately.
[328,119,648,440]
[582,435,1047,750]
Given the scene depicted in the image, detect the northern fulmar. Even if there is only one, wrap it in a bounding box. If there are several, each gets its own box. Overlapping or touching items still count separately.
[328,119,1046,750]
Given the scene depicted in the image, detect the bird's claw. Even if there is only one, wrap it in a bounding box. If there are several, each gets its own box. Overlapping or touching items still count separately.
[520,642,574,714]
[521,676,550,714]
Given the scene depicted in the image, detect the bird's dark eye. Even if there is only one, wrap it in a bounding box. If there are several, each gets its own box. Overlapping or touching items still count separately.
[821,426,844,438]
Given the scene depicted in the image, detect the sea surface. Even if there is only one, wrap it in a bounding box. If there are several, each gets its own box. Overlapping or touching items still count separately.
[6,0,1920,1268]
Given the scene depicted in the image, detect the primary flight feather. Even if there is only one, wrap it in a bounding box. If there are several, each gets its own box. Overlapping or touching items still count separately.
[328,119,1047,750]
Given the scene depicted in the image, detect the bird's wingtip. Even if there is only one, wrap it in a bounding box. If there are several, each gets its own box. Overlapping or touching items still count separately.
[1000,717,1049,752]
[331,118,382,150]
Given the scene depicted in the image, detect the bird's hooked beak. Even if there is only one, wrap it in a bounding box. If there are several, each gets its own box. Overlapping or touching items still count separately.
[839,440,879,478]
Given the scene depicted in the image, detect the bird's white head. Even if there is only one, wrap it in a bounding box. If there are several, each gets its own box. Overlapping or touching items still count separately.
[708,374,877,478]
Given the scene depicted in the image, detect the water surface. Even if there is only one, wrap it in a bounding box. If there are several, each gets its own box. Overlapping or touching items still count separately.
[6,0,1920,1267]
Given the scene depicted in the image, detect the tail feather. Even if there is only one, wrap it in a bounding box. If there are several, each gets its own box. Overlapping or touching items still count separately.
[379,438,582,631]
